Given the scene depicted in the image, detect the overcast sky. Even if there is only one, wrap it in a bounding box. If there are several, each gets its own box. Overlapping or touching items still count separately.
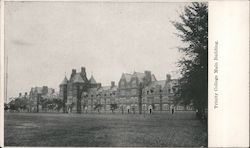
[5,2,188,98]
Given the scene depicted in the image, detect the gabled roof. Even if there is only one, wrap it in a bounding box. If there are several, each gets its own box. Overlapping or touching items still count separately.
[60,76,68,85]
[89,75,97,84]
[146,80,166,89]
[133,72,145,83]
[123,73,132,82]
[72,73,85,83]
[151,74,157,81]
[31,87,43,94]
[122,71,157,84]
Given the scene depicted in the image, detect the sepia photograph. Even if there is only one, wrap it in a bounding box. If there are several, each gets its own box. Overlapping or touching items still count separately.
[3,1,208,147]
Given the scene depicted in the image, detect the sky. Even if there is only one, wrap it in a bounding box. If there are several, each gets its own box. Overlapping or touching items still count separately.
[5,2,188,98]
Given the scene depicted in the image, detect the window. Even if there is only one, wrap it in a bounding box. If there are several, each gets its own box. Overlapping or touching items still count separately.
[131,89,137,95]
[132,80,137,87]
[120,90,125,95]
[163,104,169,110]
[120,81,125,88]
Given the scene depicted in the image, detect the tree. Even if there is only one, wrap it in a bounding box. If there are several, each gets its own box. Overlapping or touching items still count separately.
[138,82,144,114]
[110,103,118,113]
[94,103,102,113]
[172,2,208,120]
[4,103,9,111]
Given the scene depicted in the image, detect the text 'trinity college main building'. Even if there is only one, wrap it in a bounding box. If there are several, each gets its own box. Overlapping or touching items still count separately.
[59,67,194,113]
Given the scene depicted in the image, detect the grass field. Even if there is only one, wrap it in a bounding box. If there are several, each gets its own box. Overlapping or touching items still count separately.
[4,112,207,147]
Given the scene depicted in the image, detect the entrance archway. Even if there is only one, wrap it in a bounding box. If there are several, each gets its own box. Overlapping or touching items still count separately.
[148,105,153,114]
[170,104,175,114]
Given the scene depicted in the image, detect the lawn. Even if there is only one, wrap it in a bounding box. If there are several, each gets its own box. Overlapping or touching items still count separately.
[4,112,207,147]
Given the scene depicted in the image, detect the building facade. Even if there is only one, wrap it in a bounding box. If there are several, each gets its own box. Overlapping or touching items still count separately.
[60,66,194,114]
[29,86,58,112]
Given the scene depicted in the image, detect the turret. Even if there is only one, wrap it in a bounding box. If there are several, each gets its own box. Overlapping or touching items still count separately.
[60,76,68,86]
[59,76,68,113]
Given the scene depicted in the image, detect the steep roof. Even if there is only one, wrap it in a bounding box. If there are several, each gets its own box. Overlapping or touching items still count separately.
[60,76,68,85]
[123,73,132,82]
[30,87,43,94]
[151,74,157,81]
[72,73,85,83]
[89,75,97,84]
[133,72,145,83]
[36,87,43,94]
[147,80,166,89]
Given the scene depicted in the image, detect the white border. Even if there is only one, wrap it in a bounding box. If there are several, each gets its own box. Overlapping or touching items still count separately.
[1,0,250,147]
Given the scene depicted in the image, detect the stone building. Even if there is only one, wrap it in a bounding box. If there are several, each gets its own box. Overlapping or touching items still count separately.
[59,67,193,114]
[29,86,57,112]
[59,67,101,113]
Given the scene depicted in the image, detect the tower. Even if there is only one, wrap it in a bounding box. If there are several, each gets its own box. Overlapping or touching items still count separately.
[60,76,68,113]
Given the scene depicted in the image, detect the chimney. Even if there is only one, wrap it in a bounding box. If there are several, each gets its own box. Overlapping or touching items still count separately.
[144,70,152,83]
[166,74,171,82]
[71,69,77,79]
[72,69,76,75]
[111,81,115,87]
[81,67,86,74]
